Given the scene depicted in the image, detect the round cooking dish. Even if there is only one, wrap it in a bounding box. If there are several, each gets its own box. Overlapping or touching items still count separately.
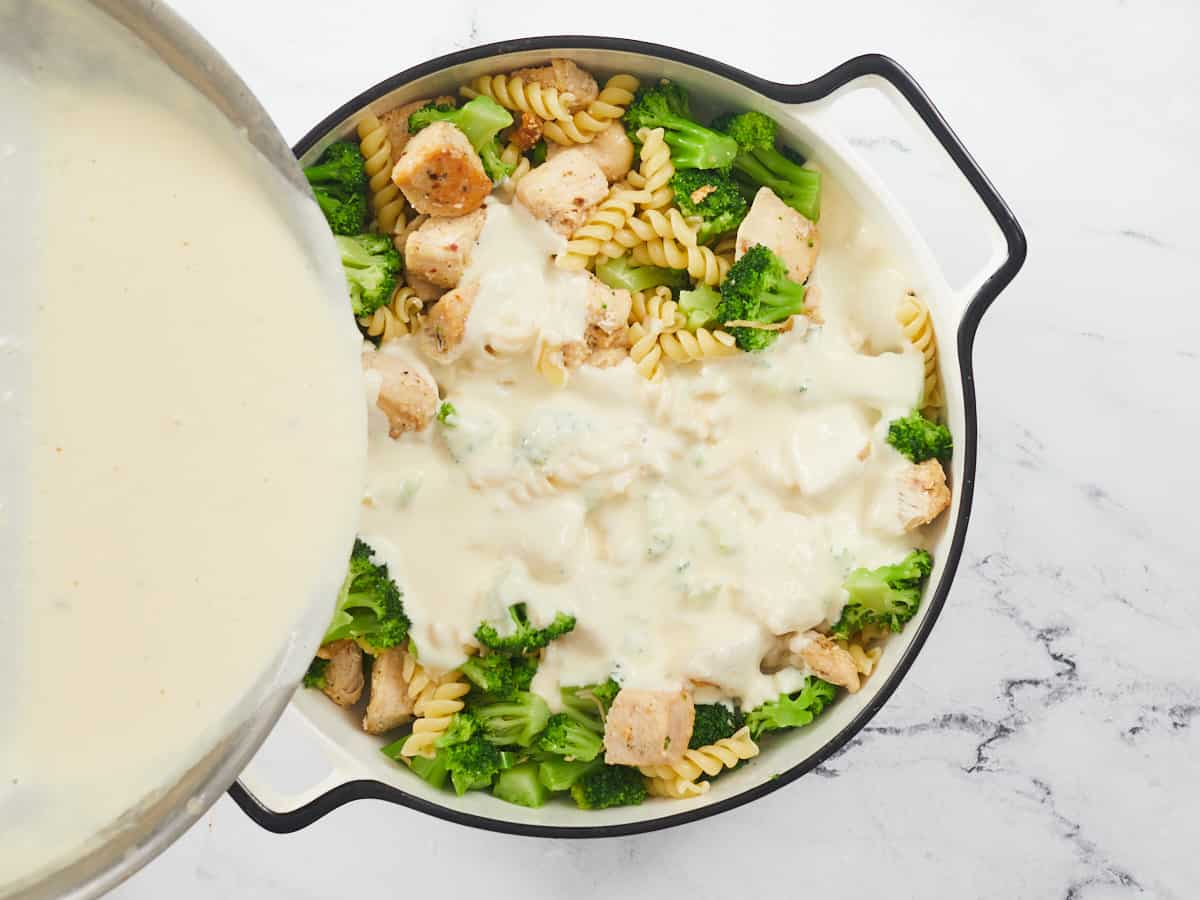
[231,38,1027,839]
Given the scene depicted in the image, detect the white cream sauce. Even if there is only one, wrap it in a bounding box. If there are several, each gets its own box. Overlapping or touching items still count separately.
[361,179,925,712]
[1,1,364,888]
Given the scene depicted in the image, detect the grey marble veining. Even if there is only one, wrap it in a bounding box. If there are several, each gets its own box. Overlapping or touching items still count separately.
[112,0,1198,896]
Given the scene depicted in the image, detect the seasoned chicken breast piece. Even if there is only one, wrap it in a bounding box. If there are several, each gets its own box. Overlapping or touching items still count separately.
[404,208,487,289]
[420,281,479,362]
[584,274,632,352]
[515,149,608,236]
[547,122,635,182]
[604,689,695,766]
[362,646,415,734]
[796,631,861,693]
[510,59,599,110]
[736,187,821,283]
[391,122,491,217]
[898,459,951,531]
[362,349,439,437]
[315,640,364,707]
[377,95,457,166]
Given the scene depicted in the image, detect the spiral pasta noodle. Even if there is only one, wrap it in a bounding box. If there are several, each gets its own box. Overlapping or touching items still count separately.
[556,186,651,270]
[355,114,406,235]
[658,327,738,364]
[607,207,700,258]
[630,238,729,286]
[896,290,941,408]
[639,726,759,786]
[542,74,640,145]
[397,655,471,759]
[460,74,575,122]
[358,286,423,343]
[493,141,532,200]
[845,641,883,679]
[627,321,666,382]
[625,127,674,211]
[646,774,710,799]
[630,286,683,332]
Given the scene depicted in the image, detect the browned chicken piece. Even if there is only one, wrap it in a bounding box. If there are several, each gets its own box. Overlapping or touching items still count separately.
[736,187,821,284]
[584,274,632,352]
[420,281,479,362]
[586,347,630,369]
[377,95,457,166]
[510,59,599,110]
[362,350,439,438]
[405,273,445,303]
[362,646,416,734]
[404,208,487,290]
[510,111,544,151]
[515,149,608,236]
[898,458,951,531]
[547,122,635,182]
[315,639,364,707]
[798,631,861,693]
[604,688,695,767]
[391,122,492,217]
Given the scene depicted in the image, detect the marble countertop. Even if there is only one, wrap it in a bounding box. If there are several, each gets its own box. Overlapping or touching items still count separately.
[114,1,1197,897]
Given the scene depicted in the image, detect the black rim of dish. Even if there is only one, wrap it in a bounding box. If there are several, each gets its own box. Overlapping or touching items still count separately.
[230,36,1027,838]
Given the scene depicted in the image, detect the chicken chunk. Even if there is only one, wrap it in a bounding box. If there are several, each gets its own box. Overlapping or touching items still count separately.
[797,631,861,693]
[362,647,415,734]
[420,280,479,362]
[510,58,598,111]
[736,187,821,283]
[584,275,632,352]
[391,121,492,217]
[515,149,608,236]
[377,95,456,166]
[898,458,951,531]
[362,349,439,437]
[547,122,635,182]
[604,689,695,767]
[510,112,543,151]
[404,208,487,290]
[315,640,364,707]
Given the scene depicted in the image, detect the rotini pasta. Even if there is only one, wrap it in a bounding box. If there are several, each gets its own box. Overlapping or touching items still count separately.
[542,74,640,145]
[625,127,675,211]
[639,727,759,784]
[845,641,883,679]
[397,655,470,759]
[658,327,738,364]
[461,74,575,122]
[896,290,941,408]
[607,207,699,258]
[630,285,683,332]
[355,113,406,235]
[495,141,531,200]
[556,185,651,270]
[630,238,730,286]
[627,321,666,382]
[645,775,710,799]
[358,285,423,343]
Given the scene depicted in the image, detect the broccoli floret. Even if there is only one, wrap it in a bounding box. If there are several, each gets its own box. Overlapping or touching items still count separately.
[321,538,410,650]
[436,401,458,426]
[408,752,449,790]
[474,602,575,655]
[745,677,838,739]
[560,679,620,733]
[302,657,329,690]
[442,734,504,796]
[460,653,537,700]
[716,244,806,351]
[678,283,721,330]
[833,549,933,638]
[408,96,514,183]
[335,233,403,317]
[570,765,647,810]
[474,691,551,747]
[594,254,689,294]
[537,713,604,762]
[538,756,603,792]
[303,142,369,235]
[689,703,744,749]
[671,169,748,243]
[493,761,551,808]
[716,110,822,222]
[435,711,480,749]
[528,139,548,165]
[624,82,738,171]
[887,411,952,462]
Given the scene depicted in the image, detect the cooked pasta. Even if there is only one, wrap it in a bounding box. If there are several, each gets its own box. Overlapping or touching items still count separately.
[627,321,666,382]
[358,285,423,343]
[609,207,700,257]
[639,727,760,784]
[846,641,883,678]
[398,658,471,759]
[461,74,575,122]
[542,74,640,145]
[646,775,710,799]
[658,327,739,364]
[625,127,675,211]
[897,290,941,407]
[355,113,406,235]
[496,141,531,200]
[630,285,683,332]
[630,238,730,286]
[556,185,651,270]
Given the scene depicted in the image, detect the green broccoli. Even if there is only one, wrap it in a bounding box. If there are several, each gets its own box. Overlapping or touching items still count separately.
[560,679,620,733]
[321,538,409,650]
[435,711,480,749]
[436,401,458,426]
[442,734,504,795]
[689,703,744,749]
[570,765,647,810]
[538,756,603,792]
[678,283,722,330]
[335,233,403,317]
[474,691,551,747]
[303,141,369,235]
[528,139,548,165]
[301,657,329,690]
[716,244,806,351]
[624,82,738,170]
[493,762,551,808]
[887,411,952,462]
[460,653,537,700]
[671,169,748,243]
[745,677,838,739]
[474,602,576,655]
[408,96,514,183]
[537,713,604,762]
[716,110,822,222]
[832,549,933,638]
[594,254,690,294]
[408,752,449,790]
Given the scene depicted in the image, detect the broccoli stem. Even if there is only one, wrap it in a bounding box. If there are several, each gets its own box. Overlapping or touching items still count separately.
[733,152,821,222]
[538,756,603,792]
[493,762,551,808]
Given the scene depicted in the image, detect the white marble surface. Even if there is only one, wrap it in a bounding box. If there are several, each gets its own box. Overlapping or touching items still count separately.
[114,1,1198,897]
